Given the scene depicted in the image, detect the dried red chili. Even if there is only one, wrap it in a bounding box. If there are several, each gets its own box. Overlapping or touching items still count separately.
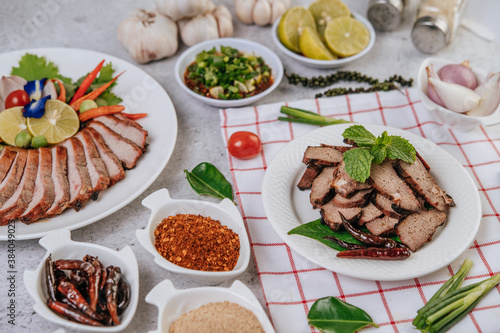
[154,214,240,272]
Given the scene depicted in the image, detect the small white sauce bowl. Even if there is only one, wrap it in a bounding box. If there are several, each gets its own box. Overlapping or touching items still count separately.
[417,57,500,131]
[174,38,284,108]
[272,12,376,69]
[136,188,250,285]
[23,229,139,332]
[145,279,275,333]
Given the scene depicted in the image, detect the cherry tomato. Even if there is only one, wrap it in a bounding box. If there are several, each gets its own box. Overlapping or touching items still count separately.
[5,90,30,109]
[227,131,262,160]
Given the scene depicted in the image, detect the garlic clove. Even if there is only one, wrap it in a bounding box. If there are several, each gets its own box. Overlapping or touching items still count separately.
[209,86,224,98]
[252,0,272,26]
[178,13,219,47]
[235,0,257,25]
[270,0,288,24]
[212,6,233,38]
[155,0,214,21]
[467,72,500,117]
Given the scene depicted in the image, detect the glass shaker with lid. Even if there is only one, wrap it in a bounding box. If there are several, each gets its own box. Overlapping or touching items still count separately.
[411,0,468,54]
[367,0,407,31]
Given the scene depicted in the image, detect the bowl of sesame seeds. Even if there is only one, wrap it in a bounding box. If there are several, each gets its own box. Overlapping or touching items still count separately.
[136,188,251,285]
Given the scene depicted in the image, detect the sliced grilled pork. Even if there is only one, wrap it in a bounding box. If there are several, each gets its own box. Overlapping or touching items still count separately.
[365,215,399,236]
[320,200,361,231]
[114,112,144,129]
[298,164,323,190]
[372,194,402,219]
[0,149,28,208]
[369,160,420,212]
[59,138,93,211]
[0,149,39,225]
[43,146,70,219]
[85,128,126,186]
[358,201,383,225]
[396,158,454,211]
[332,189,372,208]
[94,115,148,151]
[332,161,371,198]
[19,148,55,223]
[397,210,447,252]
[74,131,110,198]
[0,147,17,182]
[87,121,143,169]
[310,166,337,207]
[302,146,344,166]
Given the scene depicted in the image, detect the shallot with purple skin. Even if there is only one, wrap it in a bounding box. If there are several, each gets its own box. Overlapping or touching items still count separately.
[467,72,500,117]
[437,61,477,90]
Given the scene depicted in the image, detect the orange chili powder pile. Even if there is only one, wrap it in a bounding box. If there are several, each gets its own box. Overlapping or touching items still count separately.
[154,214,240,271]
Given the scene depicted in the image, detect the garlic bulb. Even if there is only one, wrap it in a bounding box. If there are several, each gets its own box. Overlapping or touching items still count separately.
[178,6,233,47]
[118,9,178,64]
[235,0,291,26]
[155,0,215,21]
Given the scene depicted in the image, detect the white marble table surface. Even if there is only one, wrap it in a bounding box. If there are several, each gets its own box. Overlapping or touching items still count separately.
[0,0,499,332]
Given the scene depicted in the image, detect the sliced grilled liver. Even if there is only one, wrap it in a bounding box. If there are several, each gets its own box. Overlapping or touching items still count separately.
[302,146,344,166]
[310,166,337,207]
[332,189,372,208]
[365,215,399,236]
[332,161,371,198]
[320,200,362,231]
[358,201,383,225]
[396,210,447,252]
[297,164,322,190]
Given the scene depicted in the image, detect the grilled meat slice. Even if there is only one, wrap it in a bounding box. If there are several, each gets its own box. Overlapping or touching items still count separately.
[94,115,148,151]
[60,138,93,211]
[396,210,447,252]
[320,200,362,231]
[369,160,420,212]
[19,148,55,223]
[310,166,337,207]
[333,189,372,208]
[114,112,145,129]
[332,161,371,198]
[297,164,323,190]
[87,121,143,169]
[84,127,126,186]
[0,149,39,225]
[0,149,28,208]
[358,201,383,225]
[43,146,70,219]
[302,146,344,166]
[372,194,402,219]
[396,158,454,211]
[0,147,17,182]
[74,131,110,198]
[365,215,399,236]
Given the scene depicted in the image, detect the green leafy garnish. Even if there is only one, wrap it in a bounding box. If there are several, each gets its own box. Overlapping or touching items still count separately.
[308,296,379,333]
[342,125,416,182]
[184,162,233,201]
[11,53,71,83]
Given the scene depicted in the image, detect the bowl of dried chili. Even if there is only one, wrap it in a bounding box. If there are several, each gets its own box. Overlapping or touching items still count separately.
[174,38,284,108]
[136,188,251,285]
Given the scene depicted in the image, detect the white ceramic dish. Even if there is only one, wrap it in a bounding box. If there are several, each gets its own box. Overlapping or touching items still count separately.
[145,279,275,333]
[272,12,376,68]
[0,48,178,240]
[23,229,139,332]
[262,124,481,281]
[417,57,500,131]
[174,38,283,108]
[136,188,250,285]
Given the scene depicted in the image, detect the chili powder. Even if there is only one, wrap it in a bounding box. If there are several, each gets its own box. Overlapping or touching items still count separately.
[154,214,240,272]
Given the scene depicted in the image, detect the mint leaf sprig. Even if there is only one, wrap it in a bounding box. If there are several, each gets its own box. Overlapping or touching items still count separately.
[342,125,416,182]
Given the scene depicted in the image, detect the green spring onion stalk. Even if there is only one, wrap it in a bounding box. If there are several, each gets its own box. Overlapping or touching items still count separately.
[279,106,351,126]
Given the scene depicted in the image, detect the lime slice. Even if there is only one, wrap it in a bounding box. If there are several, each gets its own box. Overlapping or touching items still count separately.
[309,0,351,38]
[278,7,317,53]
[324,17,370,58]
[27,100,80,145]
[299,26,337,60]
[0,107,28,146]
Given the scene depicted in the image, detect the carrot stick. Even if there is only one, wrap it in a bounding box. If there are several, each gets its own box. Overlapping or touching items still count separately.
[79,105,125,122]
[122,113,148,120]
[70,71,125,111]
[51,79,66,102]
[70,59,105,104]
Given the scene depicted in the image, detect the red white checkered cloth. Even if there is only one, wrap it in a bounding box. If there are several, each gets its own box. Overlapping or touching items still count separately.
[219,88,500,333]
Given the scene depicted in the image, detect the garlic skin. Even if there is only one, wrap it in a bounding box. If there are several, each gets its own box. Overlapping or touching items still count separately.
[467,72,500,117]
[118,9,178,64]
[155,0,215,21]
[235,0,291,26]
[0,75,27,112]
[212,6,233,38]
[178,6,233,47]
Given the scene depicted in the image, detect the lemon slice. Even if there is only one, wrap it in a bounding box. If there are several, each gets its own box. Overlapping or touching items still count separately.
[324,17,370,58]
[299,26,337,60]
[27,100,80,145]
[309,0,351,38]
[0,107,28,146]
[278,7,316,53]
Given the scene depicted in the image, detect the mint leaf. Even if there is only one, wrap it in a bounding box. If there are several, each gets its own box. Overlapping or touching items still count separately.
[11,53,71,83]
[370,144,387,164]
[386,136,416,163]
[375,131,391,145]
[343,148,374,182]
[342,125,376,147]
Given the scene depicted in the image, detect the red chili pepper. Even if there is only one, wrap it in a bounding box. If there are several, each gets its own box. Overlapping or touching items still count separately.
[336,247,411,260]
[106,266,122,325]
[79,105,126,122]
[340,212,402,249]
[70,71,125,111]
[122,113,147,120]
[47,299,103,326]
[70,59,105,104]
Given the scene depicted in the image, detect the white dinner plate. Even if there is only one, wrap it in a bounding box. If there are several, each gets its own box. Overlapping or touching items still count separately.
[262,124,481,281]
[0,48,177,240]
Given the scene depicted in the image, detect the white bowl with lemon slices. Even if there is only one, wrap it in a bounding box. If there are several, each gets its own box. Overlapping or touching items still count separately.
[272,9,376,68]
